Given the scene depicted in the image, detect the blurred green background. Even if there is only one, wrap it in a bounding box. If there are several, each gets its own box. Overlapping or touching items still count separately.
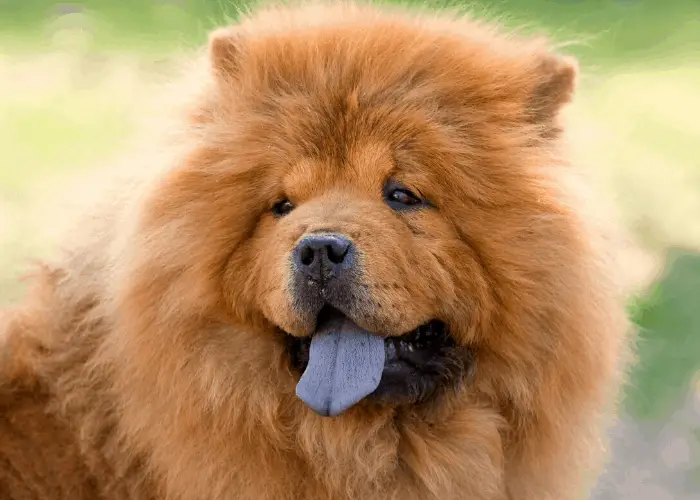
[1,1,699,497]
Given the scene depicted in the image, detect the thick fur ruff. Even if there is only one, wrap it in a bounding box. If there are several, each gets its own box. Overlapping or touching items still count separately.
[0,2,633,499]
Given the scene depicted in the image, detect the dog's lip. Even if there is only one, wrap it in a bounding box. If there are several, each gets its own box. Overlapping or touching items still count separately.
[279,306,452,347]
[282,308,471,410]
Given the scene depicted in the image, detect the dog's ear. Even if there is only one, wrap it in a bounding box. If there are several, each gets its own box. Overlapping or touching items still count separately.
[528,54,578,136]
[208,27,245,83]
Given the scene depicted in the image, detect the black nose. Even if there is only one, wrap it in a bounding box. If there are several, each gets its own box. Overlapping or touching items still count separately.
[294,234,354,281]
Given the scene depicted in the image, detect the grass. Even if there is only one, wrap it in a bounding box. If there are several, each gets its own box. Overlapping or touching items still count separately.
[1,0,699,422]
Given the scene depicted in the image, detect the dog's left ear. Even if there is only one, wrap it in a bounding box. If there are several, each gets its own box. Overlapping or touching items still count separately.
[528,54,578,136]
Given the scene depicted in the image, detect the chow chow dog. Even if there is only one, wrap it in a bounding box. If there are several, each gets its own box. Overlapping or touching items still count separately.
[0,2,632,499]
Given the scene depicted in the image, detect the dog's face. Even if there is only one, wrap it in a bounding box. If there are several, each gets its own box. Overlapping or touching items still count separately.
[217,112,485,409]
[144,9,578,417]
[246,142,480,409]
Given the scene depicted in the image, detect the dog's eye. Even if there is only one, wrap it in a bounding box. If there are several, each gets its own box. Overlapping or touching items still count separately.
[389,189,421,206]
[384,181,424,210]
[272,199,295,217]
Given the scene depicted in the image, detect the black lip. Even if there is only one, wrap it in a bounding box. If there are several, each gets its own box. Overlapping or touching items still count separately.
[283,308,454,366]
[281,309,472,407]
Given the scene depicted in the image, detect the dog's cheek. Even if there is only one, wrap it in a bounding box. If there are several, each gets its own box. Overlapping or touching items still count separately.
[411,213,496,344]
[356,236,444,334]
[259,263,295,335]
[249,228,302,335]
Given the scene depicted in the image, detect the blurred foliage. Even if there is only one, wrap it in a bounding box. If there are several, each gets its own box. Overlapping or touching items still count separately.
[0,0,698,68]
[626,249,700,421]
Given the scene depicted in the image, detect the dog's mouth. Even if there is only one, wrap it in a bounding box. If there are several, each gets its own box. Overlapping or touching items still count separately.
[282,307,472,417]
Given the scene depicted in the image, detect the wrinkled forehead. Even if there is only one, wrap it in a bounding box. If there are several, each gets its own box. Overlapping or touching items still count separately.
[229,83,462,200]
[230,90,487,209]
[282,142,396,199]
[241,84,449,163]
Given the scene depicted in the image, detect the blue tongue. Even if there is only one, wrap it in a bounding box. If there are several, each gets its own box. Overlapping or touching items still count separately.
[295,316,386,417]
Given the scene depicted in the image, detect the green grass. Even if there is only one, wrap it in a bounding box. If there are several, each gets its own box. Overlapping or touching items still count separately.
[0,0,699,421]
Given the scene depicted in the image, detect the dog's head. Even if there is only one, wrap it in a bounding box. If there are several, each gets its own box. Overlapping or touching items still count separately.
[127,3,581,418]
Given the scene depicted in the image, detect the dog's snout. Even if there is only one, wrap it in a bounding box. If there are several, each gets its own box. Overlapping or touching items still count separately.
[294,234,354,281]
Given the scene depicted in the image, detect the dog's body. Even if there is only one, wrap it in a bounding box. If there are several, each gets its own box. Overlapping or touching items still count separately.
[0,3,632,499]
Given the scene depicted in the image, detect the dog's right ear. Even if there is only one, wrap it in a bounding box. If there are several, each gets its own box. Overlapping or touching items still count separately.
[208,27,245,83]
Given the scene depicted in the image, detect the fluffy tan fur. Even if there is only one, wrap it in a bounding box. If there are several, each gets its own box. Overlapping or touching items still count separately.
[0,2,633,499]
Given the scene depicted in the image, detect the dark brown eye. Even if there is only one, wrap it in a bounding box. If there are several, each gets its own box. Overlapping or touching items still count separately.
[272,199,294,217]
[383,180,426,211]
[389,189,421,206]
